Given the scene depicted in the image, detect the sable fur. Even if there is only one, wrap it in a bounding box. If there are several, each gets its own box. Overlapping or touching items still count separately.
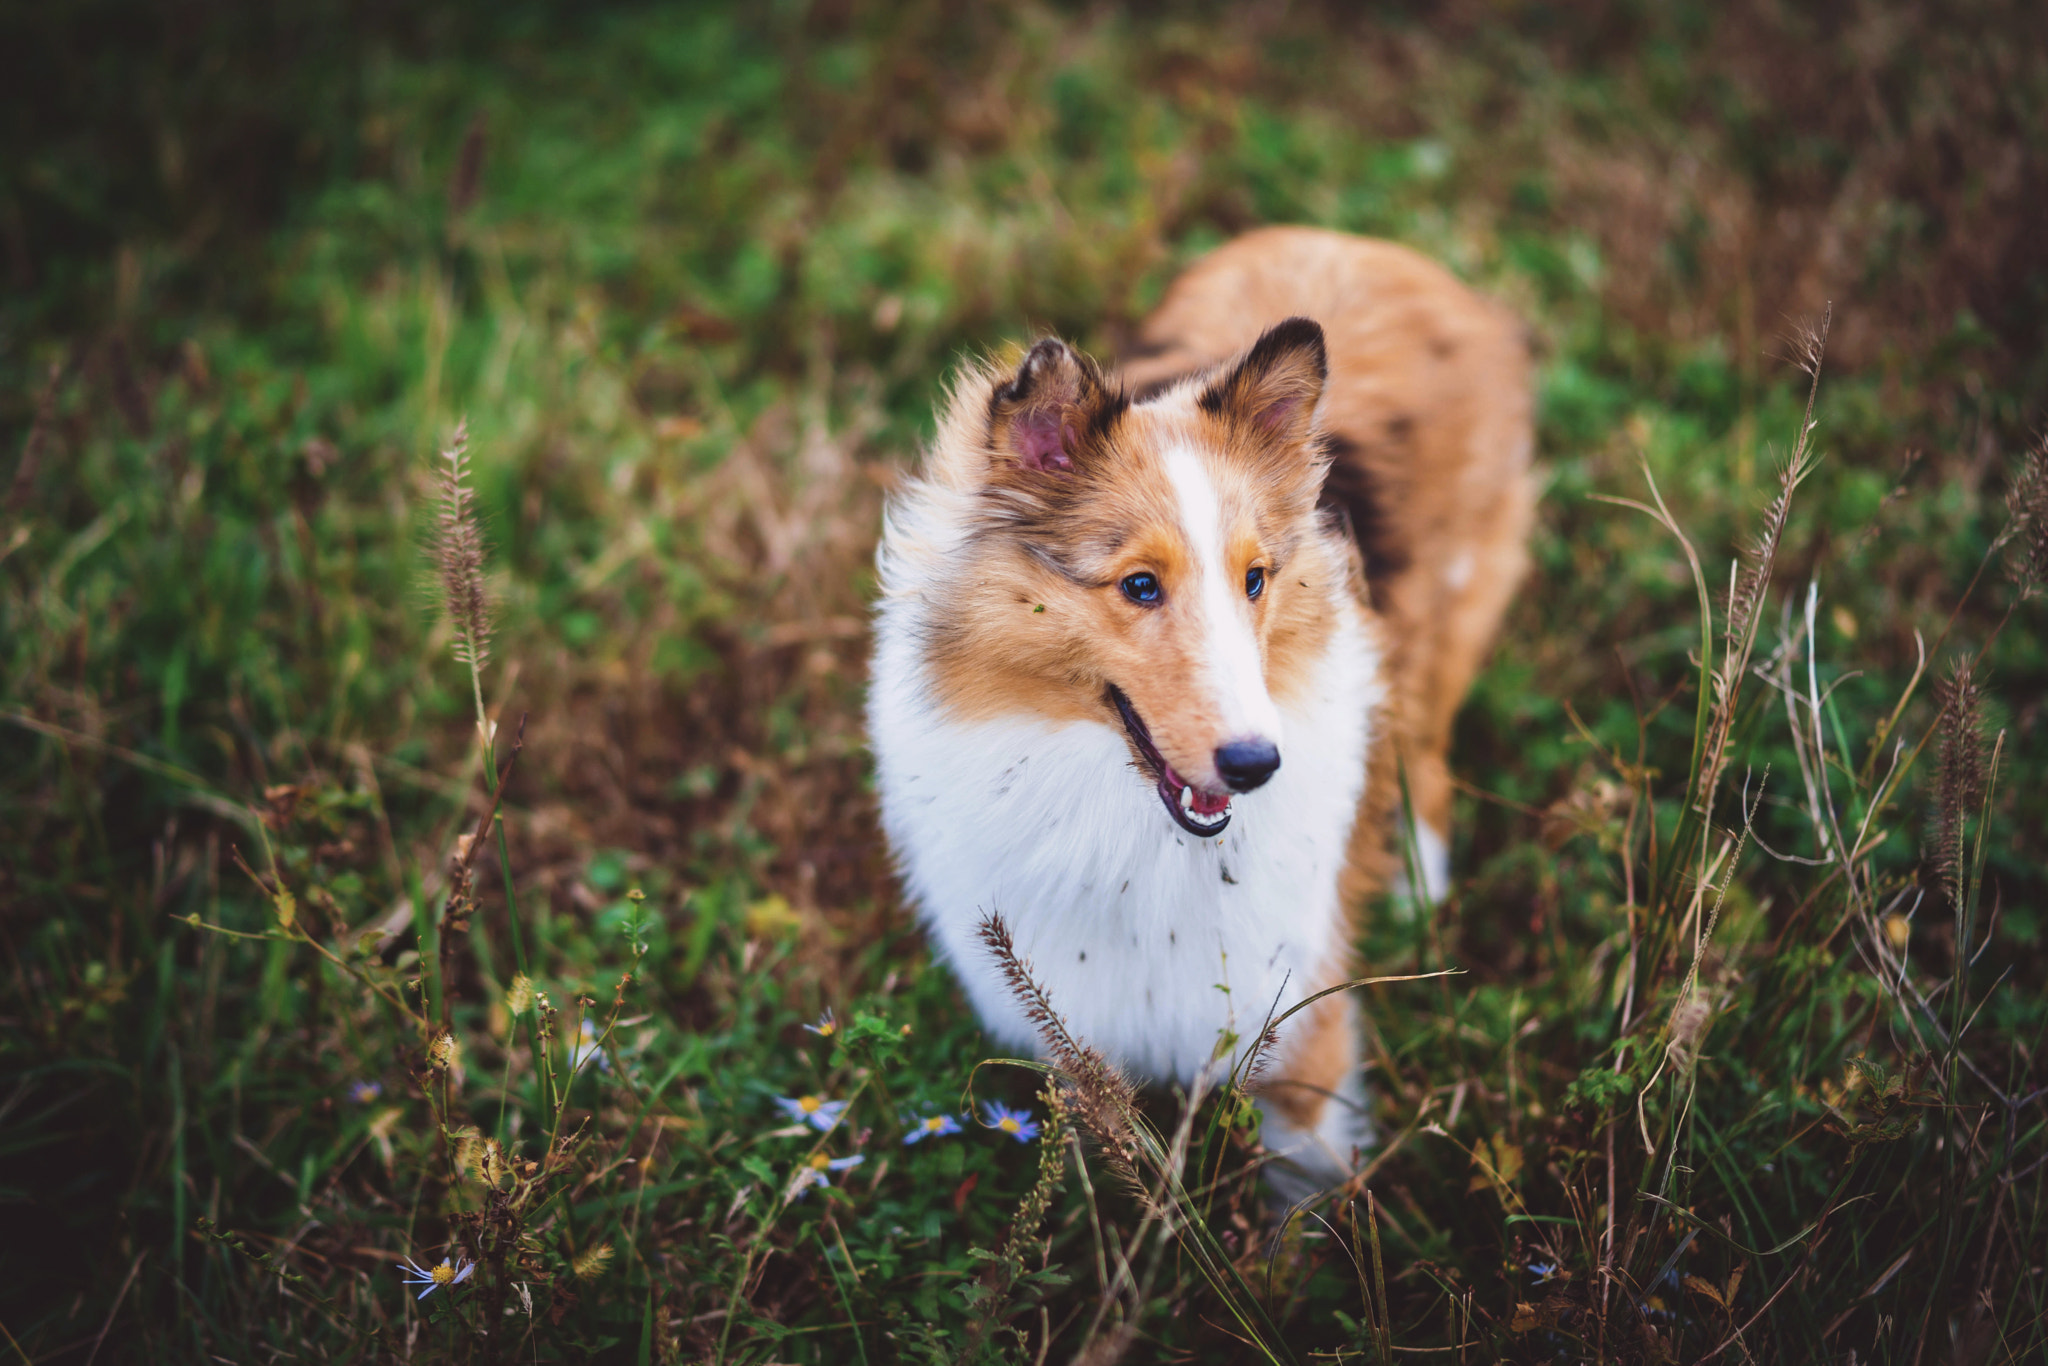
[1125,226,1536,902]
[870,227,1533,1192]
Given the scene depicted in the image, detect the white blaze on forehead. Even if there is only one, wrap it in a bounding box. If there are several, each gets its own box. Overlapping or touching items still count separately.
[1161,446,1283,763]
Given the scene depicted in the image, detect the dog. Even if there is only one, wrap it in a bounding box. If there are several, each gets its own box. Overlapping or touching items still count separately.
[869,226,1534,1191]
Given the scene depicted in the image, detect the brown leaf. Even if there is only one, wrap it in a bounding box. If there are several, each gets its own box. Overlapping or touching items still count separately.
[1681,1273,1726,1307]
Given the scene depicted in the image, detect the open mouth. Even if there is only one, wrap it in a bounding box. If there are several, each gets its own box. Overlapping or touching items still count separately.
[1106,685,1233,837]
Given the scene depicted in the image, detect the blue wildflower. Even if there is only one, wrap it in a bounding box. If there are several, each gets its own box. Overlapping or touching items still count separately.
[789,1151,865,1201]
[397,1253,475,1301]
[774,1094,849,1132]
[903,1112,962,1145]
[346,1079,383,1105]
[980,1100,1041,1143]
[803,1008,838,1039]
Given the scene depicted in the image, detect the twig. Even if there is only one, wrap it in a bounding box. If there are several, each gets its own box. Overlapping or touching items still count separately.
[83,1251,145,1366]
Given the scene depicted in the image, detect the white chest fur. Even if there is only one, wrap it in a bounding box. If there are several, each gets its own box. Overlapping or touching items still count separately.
[868,599,1380,1085]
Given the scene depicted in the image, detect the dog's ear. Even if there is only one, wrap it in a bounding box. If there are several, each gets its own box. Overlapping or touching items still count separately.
[988,338,1117,473]
[1198,317,1327,445]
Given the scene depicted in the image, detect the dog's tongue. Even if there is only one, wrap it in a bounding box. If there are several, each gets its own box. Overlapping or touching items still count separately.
[1165,765,1232,817]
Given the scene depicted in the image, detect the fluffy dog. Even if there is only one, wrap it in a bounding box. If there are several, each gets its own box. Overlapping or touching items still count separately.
[869,227,1533,1190]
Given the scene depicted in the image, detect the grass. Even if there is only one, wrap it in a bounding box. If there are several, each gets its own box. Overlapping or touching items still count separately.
[3,1,2047,1360]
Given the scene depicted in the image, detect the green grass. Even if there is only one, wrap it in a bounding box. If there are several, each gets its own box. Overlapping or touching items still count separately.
[4,2,2046,1361]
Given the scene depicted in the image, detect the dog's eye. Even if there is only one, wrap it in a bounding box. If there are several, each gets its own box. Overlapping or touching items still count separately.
[1120,572,1162,605]
[1245,566,1266,599]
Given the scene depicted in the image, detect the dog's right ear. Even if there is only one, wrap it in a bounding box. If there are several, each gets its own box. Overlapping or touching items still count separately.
[987,339,1114,474]
[1198,317,1327,445]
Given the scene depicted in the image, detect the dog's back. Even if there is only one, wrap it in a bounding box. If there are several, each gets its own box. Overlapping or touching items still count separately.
[1121,227,1536,902]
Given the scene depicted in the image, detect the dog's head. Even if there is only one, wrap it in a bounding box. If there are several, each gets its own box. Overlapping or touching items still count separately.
[920,318,1347,837]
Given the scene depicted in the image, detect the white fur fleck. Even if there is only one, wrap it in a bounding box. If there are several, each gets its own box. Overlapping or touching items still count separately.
[1444,550,1473,591]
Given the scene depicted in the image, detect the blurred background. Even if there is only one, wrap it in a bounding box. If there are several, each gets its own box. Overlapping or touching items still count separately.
[3,1,2044,1360]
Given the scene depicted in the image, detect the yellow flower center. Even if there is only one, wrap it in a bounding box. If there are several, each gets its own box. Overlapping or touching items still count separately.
[797,1096,821,1113]
[999,1118,1021,1134]
[817,1022,837,1036]
[431,1261,456,1286]
[808,1153,832,1171]
[923,1118,944,1132]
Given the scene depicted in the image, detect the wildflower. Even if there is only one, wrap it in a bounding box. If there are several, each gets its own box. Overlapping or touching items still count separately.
[809,1151,865,1183]
[981,1100,1041,1143]
[568,1018,610,1074]
[903,1112,962,1145]
[1529,1260,1561,1283]
[397,1253,475,1301]
[803,1008,838,1039]
[774,1094,848,1132]
[788,1151,865,1200]
[346,1079,383,1105]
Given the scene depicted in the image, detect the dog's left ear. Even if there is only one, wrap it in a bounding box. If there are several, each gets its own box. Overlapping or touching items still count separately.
[988,338,1115,474]
[1199,317,1327,445]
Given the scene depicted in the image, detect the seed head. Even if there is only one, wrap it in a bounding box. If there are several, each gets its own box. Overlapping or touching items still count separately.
[429,1032,462,1072]
[570,1242,613,1281]
[2005,436,2048,596]
[976,913,1138,1172]
[1665,988,1715,1076]
[433,420,492,671]
[1932,662,1986,905]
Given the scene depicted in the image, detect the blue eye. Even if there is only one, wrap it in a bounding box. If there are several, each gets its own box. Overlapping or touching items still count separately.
[1245,566,1266,599]
[1120,572,1162,605]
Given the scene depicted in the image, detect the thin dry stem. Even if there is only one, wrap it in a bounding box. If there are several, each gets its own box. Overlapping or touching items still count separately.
[1698,306,1826,828]
[8,360,59,514]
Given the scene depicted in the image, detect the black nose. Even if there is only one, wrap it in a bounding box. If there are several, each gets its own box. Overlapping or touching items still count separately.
[1214,739,1281,793]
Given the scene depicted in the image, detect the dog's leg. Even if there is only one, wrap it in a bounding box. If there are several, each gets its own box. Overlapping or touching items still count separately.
[1391,738,1454,905]
[1388,465,1537,906]
[1255,991,1370,1201]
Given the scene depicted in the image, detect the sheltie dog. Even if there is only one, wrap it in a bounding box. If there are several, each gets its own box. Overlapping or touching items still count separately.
[869,227,1534,1191]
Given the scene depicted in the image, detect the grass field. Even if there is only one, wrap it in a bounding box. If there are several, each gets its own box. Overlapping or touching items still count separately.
[4,2,2047,1361]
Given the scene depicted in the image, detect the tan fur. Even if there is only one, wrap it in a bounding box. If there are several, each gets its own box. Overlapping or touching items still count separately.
[1258,991,1360,1132]
[917,341,1347,796]
[1122,228,1534,1137]
[1123,226,1536,895]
